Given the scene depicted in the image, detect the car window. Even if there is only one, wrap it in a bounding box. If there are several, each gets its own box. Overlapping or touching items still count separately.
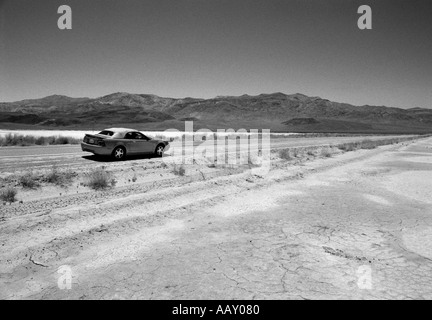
[124,132,147,139]
[98,130,114,136]
[124,132,136,139]
[135,132,147,140]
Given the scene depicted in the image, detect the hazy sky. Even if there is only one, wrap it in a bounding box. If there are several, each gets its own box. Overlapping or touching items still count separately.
[1,0,431,108]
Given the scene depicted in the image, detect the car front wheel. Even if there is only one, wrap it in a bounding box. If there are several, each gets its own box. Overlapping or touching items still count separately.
[112,146,126,160]
[155,144,165,157]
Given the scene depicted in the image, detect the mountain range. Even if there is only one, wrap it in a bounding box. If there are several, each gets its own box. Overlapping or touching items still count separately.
[1,92,431,133]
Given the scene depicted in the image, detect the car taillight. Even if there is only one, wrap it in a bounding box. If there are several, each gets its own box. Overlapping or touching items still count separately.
[97,140,105,147]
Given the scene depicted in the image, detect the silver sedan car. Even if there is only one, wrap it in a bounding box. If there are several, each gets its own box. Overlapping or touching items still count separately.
[81,128,170,160]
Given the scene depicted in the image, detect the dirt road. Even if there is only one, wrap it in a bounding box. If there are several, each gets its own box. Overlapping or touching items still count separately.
[1,136,431,299]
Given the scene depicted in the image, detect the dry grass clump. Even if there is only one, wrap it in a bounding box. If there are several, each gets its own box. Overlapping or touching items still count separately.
[337,138,401,152]
[338,142,360,152]
[19,171,40,189]
[291,148,302,158]
[0,187,17,203]
[306,149,316,156]
[359,140,378,149]
[172,164,186,176]
[0,134,80,146]
[44,166,76,186]
[278,149,292,160]
[84,168,113,190]
[320,147,333,158]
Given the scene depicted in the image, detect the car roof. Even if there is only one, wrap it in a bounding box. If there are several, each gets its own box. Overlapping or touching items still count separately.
[103,128,140,134]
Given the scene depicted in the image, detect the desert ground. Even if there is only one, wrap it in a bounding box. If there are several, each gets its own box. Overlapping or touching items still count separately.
[0,134,431,299]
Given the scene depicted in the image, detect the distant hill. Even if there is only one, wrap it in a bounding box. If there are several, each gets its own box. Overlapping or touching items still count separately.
[1,92,431,133]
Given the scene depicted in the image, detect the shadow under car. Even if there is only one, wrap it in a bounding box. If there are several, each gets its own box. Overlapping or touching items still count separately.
[81,153,169,162]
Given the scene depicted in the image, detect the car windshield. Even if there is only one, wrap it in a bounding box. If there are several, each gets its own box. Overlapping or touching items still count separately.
[98,130,114,136]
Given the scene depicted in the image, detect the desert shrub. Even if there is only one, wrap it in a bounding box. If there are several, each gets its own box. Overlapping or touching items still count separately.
[278,149,292,160]
[172,164,186,176]
[307,149,316,156]
[337,139,405,152]
[1,134,28,146]
[19,171,40,189]
[53,136,70,144]
[359,140,377,149]
[2,133,17,146]
[84,168,112,190]
[44,166,76,186]
[35,136,48,145]
[0,134,34,146]
[46,136,56,144]
[292,148,301,158]
[45,166,61,184]
[320,148,332,158]
[52,136,80,145]
[0,134,80,146]
[160,162,168,169]
[0,187,17,203]
[338,142,359,152]
[110,178,117,187]
[0,133,12,146]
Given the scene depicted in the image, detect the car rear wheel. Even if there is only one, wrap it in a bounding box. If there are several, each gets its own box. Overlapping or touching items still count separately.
[112,146,126,160]
[155,144,165,157]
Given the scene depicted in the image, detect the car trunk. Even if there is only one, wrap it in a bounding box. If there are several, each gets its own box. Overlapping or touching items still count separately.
[83,134,106,146]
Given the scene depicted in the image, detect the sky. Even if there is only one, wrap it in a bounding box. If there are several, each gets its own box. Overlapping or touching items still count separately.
[0,0,431,108]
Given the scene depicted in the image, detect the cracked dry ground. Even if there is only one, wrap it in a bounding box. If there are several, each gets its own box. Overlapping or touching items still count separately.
[1,138,432,299]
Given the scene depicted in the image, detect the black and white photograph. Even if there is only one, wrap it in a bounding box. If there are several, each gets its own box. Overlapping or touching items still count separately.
[1,0,432,304]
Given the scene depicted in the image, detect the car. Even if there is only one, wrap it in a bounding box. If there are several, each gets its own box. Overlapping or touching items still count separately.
[81,128,170,160]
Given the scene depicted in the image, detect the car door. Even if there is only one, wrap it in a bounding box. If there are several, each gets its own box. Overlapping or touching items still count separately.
[123,132,139,154]
[133,132,154,154]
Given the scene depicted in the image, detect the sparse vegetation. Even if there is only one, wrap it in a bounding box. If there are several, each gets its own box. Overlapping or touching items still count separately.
[359,140,378,149]
[172,164,186,176]
[84,168,113,190]
[0,134,80,146]
[110,178,117,187]
[307,150,316,156]
[19,171,40,189]
[292,148,301,158]
[336,136,426,153]
[320,147,333,158]
[0,187,17,203]
[160,162,168,169]
[338,142,359,152]
[278,149,292,160]
[270,136,429,165]
[44,166,76,186]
